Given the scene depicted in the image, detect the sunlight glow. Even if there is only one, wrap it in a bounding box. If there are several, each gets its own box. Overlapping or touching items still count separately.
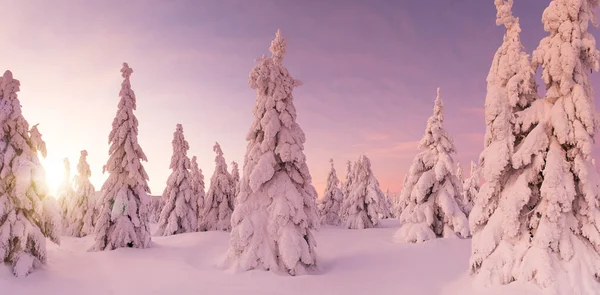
[40,156,67,197]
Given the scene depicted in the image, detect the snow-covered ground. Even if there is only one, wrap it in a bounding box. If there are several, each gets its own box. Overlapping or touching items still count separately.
[1,220,541,295]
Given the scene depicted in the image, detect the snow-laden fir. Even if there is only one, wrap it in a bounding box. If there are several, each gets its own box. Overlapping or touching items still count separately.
[317,159,344,226]
[190,155,206,227]
[0,71,60,277]
[223,30,319,276]
[231,161,240,201]
[91,63,152,251]
[56,158,75,228]
[469,0,539,286]
[155,124,198,236]
[64,150,96,237]
[384,188,394,219]
[461,161,479,218]
[471,0,600,294]
[341,154,388,229]
[148,196,162,223]
[395,88,469,243]
[199,142,235,232]
[339,160,354,221]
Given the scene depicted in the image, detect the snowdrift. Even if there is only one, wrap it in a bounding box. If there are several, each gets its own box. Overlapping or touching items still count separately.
[1,220,542,295]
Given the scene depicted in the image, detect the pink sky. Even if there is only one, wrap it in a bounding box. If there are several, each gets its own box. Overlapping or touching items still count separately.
[3,0,600,196]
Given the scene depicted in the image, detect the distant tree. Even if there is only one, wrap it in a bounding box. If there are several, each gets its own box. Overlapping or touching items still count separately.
[190,156,206,230]
[156,124,198,236]
[148,196,162,223]
[384,188,394,218]
[199,142,235,231]
[339,160,354,221]
[56,158,75,228]
[91,63,152,251]
[460,161,479,217]
[318,159,344,225]
[395,88,469,243]
[64,150,96,237]
[230,161,240,205]
[341,155,388,229]
[0,71,60,276]
[224,30,319,275]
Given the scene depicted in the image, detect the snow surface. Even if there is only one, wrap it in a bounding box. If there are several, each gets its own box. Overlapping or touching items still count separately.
[1,220,545,295]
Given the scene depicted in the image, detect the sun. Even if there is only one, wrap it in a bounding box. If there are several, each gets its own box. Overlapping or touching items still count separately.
[40,156,67,197]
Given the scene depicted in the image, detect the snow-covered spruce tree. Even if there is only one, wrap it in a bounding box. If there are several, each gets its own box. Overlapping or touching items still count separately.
[384,188,395,218]
[56,158,74,227]
[231,161,240,205]
[468,0,542,288]
[148,196,161,223]
[456,162,464,181]
[317,159,343,225]
[190,155,206,228]
[156,124,198,236]
[340,154,388,229]
[391,192,401,218]
[199,142,235,231]
[224,30,319,275]
[461,161,479,217]
[339,160,354,221]
[394,88,469,243]
[64,150,96,237]
[472,0,600,293]
[91,63,151,251]
[0,71,60,277]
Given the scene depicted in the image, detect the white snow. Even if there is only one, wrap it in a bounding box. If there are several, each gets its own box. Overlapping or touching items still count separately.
[0,220,546,295]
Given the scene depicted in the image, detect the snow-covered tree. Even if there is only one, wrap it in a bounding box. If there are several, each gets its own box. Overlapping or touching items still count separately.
[56,158,74,227]
[391,192,400,218]
[91,63,152,251]
[318,159,343,225]
[461,161,479,217]
[64,150,96,237]
[230,161,240,205]
[190,155,206,229]
[394,88,469,243]
[384,188,394,218]
[224,30,319,275]
[199,142,234,231]
[340,154,388,229]
[0,71,60,277]
[339,160,354,221]
[148,196,162,223]
[471,0,600,293]
[155,124,197,236]
[456,163,463,181]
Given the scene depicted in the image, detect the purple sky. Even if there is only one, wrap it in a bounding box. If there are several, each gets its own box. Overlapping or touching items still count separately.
[3,0,600,195]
